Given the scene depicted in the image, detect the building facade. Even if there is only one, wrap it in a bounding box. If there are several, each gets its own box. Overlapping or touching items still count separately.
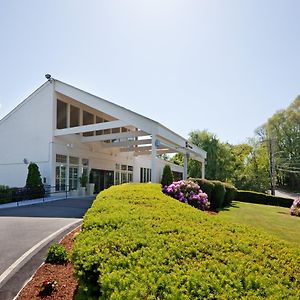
[0,77,206,193]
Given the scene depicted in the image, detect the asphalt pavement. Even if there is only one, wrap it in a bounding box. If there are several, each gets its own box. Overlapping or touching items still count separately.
[0,196,94,300]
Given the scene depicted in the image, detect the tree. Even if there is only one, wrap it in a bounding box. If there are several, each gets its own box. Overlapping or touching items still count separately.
[25,162,45,199]
[188,130,234,181]
[262,96,300,190]
[161,165,174,186]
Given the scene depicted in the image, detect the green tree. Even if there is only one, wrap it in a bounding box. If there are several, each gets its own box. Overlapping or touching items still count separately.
[25,162,45,199]
[262,96,300,190]
[188,130,234,181]
[161,165,174,186]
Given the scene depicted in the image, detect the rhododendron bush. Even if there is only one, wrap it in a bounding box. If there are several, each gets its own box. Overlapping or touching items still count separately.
[163,180,209,211]
[290,197,300,217]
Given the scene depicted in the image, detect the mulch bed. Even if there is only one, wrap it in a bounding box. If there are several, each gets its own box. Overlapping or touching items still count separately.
[16,227,80,300]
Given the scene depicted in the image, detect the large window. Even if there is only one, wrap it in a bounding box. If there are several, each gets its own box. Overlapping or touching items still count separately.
[83,110,94,137]
[140,167,151,183]
[70,105,80,127]
[69,156,79,190]
[57,100,67,129]
[56,154,67,191]
[115,164,133,184]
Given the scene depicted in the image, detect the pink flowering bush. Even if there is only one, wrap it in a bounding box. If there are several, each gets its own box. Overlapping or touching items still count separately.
[162,180,209,211]
[290,197,300,217]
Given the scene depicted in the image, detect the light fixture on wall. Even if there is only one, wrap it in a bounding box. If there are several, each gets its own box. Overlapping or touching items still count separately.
[45,74,53,82]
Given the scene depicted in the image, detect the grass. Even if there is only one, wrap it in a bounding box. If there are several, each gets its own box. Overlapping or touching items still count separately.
[217,201,300,246]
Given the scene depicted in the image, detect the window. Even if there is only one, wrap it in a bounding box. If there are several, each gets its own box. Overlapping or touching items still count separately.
[56,165,66,191]
[56,154,67,163]
[56,154,67,191]
[112,127,120,134]
[140,167,151,183]
[82,158,89,166]
[69,156,79,165]
[115,172,120,185]
[70,105,80,127]
[57,100,67,129]
[121,164,127,171]
[121,172,127,183]
[83,110,94,137]
[96,116,103,135]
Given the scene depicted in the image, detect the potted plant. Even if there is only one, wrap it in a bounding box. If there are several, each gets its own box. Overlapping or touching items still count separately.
[79,175,88,196]
[87,171,95,196]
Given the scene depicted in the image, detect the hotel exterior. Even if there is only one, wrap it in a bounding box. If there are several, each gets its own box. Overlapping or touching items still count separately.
[0,76,206,193]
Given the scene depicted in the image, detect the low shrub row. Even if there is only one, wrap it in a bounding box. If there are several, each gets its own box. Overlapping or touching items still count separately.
[72,183,300,299]
[236,190,294,208]
[190,178,237,209]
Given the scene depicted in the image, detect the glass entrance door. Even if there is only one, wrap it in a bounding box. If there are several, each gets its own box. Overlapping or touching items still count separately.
[91,169,114,193]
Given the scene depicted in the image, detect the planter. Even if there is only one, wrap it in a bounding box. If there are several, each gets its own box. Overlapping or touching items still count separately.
[87,183,95,196]
[78,187,86,196]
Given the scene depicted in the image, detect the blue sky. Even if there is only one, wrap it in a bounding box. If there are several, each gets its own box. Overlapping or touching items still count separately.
[1,0,300,144]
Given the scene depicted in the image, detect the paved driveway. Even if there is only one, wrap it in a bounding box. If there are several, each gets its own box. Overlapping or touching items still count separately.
[0,197,94,300]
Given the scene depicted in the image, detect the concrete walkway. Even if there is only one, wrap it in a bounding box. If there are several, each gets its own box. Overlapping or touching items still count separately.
[275,189,299,200]
[0,196,95,300]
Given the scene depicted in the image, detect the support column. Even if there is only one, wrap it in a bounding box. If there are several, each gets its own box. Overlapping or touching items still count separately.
[183,153,189,180]
[201,160,205,179]
[151,135,157,182]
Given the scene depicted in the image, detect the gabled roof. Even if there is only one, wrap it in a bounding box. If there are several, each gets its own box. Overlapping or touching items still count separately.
[53,78,207,161]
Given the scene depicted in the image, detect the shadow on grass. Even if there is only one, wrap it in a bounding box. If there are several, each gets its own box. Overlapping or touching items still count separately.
[217,202,240,212]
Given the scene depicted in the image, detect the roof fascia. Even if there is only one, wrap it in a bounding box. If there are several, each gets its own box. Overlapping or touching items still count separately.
[0,81,51,125]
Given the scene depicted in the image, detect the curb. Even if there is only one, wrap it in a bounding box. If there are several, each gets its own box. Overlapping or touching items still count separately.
[0,220,82,300]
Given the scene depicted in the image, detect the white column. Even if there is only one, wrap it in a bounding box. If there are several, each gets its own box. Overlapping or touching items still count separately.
[151,135,157,182]
[183,153,189,180]
[201,160,205,179]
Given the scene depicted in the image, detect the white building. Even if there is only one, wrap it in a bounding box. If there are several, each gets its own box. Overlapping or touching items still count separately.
[0,76,206,193]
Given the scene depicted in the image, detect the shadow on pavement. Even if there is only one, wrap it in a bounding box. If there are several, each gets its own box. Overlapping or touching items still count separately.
[0,197,95,218]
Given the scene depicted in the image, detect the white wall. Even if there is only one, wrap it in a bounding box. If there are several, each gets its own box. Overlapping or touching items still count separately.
[133,156,183,183]
[0,83,53,187]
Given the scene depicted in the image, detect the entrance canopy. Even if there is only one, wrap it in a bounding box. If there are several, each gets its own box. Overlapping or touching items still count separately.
[52,79,207,181]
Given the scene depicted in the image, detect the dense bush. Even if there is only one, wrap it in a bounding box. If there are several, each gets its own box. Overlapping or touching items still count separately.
[210,180,226,210]
[46,243,68,264]
[290,197,300,216]
[162,180,209,211]
[190,178,215,201]
[72,184,300,299]
[223,183,238,207]
[25,163,45,199]
[161,165,174,187]
[236,190,294,207]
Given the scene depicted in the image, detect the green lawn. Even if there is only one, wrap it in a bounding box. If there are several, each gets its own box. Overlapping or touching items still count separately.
[217,201,300,246]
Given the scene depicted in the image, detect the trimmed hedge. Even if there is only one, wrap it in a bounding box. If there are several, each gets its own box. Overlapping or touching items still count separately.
[210,180,226,210]
[223,183,238,207]
[236,190,294,208]
[72,184,300,299]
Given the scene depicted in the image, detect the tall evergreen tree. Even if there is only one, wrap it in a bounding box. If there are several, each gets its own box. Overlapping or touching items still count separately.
[25,162,45,199]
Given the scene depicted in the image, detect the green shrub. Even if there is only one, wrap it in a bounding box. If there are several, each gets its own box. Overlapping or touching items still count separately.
[210,180,226,210]
[236,190,294,207]
[190,178,215,201]
[46,243,68,264]
[25,163,45,199]
[161,165,174,187]
[72,184,300,299]
[223,183,237,207]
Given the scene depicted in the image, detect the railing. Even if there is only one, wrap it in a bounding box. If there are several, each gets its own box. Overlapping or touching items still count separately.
[0,185,69,206]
